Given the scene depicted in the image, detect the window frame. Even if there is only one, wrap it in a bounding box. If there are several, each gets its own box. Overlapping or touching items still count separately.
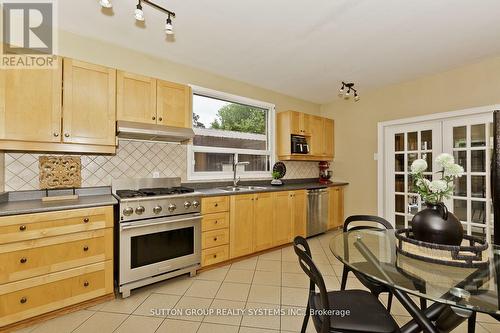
[187,85,276,181]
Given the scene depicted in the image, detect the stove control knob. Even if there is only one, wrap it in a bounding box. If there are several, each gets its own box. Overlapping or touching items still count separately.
[135,206,145,215]
[153,205,162,214]
[168,204,176,212]
[184,201,192,209]
[123,207,134,216]
[192,200,200,208]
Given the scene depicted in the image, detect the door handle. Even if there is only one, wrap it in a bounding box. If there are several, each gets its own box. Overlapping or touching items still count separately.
[121,215,201,230]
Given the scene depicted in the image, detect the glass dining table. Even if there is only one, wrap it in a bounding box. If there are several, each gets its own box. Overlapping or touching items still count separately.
[329,229,500,333]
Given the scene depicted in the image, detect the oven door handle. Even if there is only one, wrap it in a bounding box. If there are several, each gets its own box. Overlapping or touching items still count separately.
[121,215,201,231]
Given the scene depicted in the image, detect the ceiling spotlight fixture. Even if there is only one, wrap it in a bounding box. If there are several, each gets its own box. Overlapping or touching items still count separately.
[99,0,176,36]
[165,13,173,35]
[99,0,112,8]
[338,82,360,102]
[134,1,145,21]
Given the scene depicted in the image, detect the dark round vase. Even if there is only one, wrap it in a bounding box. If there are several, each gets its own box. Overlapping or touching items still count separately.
[410,202,463,246]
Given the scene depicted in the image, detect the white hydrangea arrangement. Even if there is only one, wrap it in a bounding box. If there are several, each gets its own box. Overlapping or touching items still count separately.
[410,153,464,204]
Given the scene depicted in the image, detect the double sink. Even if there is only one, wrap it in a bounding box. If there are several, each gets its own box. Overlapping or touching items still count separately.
[217,185,268,192]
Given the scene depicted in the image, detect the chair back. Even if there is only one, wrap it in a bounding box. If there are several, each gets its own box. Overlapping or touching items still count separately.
[343,215,393,232]
[293,236,330,333]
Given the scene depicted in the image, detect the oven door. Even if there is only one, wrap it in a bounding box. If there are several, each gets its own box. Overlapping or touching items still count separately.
[119,213,201,285]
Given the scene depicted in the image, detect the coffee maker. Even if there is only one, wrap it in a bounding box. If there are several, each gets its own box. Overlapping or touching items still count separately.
[319,161,332,184]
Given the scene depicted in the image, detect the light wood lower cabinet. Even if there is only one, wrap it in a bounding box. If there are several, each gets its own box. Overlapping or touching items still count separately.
[229,194,255,258]
[328,186,345,230]
[273,192,293,246]
[253,192,274,252]
[0,206,114,328]
[292,191,307,238]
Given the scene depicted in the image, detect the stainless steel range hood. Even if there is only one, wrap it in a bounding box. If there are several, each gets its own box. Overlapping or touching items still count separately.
[116,121,194,143]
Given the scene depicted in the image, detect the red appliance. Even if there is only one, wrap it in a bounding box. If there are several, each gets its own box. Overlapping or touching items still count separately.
[318,161,332,184]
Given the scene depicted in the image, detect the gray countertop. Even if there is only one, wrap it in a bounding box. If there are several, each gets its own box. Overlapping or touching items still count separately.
[0,187,117,217]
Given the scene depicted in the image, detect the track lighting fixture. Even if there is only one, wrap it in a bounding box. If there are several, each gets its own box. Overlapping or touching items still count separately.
[165,13,173,35]
[99,0,176,36]
[134,1,145,21]
[99,0,112,8]
[338,82,360,102]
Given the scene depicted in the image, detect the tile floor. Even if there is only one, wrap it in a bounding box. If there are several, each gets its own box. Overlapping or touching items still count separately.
[14,231,500,333]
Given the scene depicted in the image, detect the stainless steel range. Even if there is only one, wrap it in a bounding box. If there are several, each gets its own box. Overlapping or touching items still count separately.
[113,178,201,298]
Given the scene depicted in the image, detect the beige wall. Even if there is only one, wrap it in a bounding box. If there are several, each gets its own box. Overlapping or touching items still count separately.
[321,56,500,218]
[58,30,320,115]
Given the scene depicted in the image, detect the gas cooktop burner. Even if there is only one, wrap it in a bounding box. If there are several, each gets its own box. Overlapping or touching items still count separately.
[116,186,195,199]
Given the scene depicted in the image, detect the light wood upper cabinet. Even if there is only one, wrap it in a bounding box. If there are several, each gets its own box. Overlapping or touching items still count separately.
[328,186,345,230]
[273,191,293,246]
[323,118,334,157]
[157,80,192,128]
[117,71,156,124]
[292,190,307,238]
[229,194,254,258]
[63,59,116,146]
[277,111,334,161]
[253,192,274,252]
[0,58,62,143]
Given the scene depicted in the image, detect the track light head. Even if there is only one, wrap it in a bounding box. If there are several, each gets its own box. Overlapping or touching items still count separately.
[134,2,144,21]
[354,93,360,102]
[99,0,112,8]
[165,14,174,35]
[344,89,350,99]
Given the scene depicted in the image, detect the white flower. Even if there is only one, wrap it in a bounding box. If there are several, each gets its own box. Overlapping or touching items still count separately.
[410,159,428,173]
[428,180,448,193]
[416,178,431,188]
[444,163,464,178]
[436,153,455,169]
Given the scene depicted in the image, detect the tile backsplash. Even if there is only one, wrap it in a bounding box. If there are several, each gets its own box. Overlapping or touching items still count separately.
[3,140,319,191]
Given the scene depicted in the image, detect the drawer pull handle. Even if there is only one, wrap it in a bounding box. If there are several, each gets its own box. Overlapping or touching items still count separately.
[213,237,218,241]
[152,116,156,120]
[83,218,90,223]
[158,117,163,121]
[84,281,89,287]
[214,203,218,207]
[213,254,217,258]
[83,246,89,252]
[20,257,27,264]
[19,225,26,231]
[214,220,218,224]
[20,297,27,304]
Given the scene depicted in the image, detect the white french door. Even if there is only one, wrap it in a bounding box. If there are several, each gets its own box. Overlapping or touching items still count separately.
[384,122,442,229]
[382,111,494,240]
[442,113,493,240]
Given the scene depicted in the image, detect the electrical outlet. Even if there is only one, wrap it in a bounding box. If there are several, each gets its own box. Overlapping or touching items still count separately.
[152,171,160,178]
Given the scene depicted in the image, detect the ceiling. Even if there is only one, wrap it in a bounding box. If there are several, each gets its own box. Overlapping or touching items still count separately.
[58,0,500,104]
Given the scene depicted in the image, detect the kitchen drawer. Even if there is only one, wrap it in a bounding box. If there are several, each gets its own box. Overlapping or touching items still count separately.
[0,229,113,284]
[201,245,229,267]
[0,261,113,327]
[202,212,229,232]
[201,196,229,214]
[202,228,229,249]
[0,206,113,244]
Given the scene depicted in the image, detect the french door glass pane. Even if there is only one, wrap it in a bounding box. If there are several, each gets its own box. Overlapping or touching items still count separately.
[453,126,467,148]
[395,175,404,192]
[407,195,419,215]
[395,195,405,213]
[407,153,418,170]
[395,154,404,172]
[408,132,418,150]
[395,133,404,151]
[395,215,405,229]
[407,174,415,193]
[471,124,486,147]
[471,201,486,224]
[453,199,467,221]
[471,150,486,172]
[421,152,432,171]
[421,130,432,150]
[454,177,467,197]
[453,150,467,171]
[471,176,486,198]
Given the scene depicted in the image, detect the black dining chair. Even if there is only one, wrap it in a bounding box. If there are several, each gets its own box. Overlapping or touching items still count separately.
[293,236,400,333]
[340,215,395,311]
[340,215,427,311]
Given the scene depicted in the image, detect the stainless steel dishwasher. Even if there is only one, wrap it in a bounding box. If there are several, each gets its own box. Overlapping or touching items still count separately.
[306,188,329,237]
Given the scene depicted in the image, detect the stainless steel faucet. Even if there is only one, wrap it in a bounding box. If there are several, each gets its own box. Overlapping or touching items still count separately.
[233,161,250,187]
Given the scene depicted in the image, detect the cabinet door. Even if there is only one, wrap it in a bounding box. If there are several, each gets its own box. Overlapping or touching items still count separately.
[289,111,302,135]
[323,118,334,157]
[157,80,191,128]
[273,191,293,246]
[292,191,307,238]
[229,194,254,258]
[329,187,345,229]
[117,71,156,124]
[301,113,312,135]
[0,58,62,142]
[310,116,324,156]
[253,192,274,252]
[62,59,116,145]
